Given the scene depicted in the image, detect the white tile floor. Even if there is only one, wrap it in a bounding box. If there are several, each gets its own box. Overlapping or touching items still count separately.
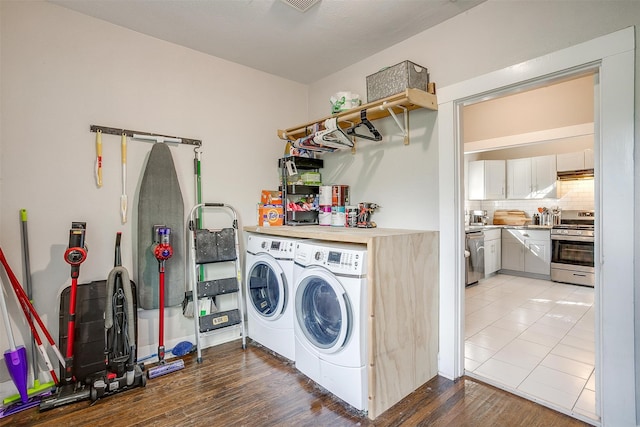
[465,274,597,423]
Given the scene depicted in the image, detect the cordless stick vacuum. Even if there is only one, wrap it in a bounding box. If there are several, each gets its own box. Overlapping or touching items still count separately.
[147,227,185,379]
[40,222,91,410]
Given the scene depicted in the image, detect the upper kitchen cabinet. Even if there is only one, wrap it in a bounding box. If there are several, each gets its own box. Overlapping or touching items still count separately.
[557,149,594,171]
[507,155,557,199]
[468,160,505,200]
[506,158,531,199]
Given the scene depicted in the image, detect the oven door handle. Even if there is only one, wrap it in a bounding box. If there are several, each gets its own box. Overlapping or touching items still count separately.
[551,234,594,242]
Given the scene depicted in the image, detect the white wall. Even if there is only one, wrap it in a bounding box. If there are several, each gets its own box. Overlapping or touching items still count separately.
[0,0,307,388]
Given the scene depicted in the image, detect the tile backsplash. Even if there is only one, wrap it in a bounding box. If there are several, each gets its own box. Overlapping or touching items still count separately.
[466,178,594,222]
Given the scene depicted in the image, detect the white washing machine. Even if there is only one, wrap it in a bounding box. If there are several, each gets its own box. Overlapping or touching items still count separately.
[245,233,297,361]
[293,240,368,411]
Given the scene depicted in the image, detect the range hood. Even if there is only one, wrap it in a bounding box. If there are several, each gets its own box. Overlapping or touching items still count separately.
[557,168,594,180]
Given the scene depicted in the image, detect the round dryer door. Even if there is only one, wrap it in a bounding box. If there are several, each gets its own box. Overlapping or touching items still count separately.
[247,255,286,320]
[295,267,351,354]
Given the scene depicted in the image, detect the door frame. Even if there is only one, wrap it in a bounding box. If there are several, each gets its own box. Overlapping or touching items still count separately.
[437,27,635,425]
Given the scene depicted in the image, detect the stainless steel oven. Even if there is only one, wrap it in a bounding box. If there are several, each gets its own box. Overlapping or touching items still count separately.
[550,210,594,287]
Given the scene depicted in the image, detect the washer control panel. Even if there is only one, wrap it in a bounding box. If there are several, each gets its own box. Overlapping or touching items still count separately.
[247,235,295,259]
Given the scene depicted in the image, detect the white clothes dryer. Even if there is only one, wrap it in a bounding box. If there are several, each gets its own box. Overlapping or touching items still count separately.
[293,240,368,411]
[245,233,297,361]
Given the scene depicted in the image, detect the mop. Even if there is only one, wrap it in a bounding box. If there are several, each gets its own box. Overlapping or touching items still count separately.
[0,276,33,417]
[147,227,185,379]
[2,210,55,408]
[0,247,65,392]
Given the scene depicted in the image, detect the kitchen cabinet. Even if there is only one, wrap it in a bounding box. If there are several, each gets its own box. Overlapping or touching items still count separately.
[501,228,551,277]
[243,225,437,421]
[506,155,557,199]
[506,158,531,200]
[483,228,502,276]
[468,160,505,200]
[557,149,594,171]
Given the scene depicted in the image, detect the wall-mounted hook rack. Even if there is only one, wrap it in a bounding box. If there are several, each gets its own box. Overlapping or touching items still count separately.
[90,125,202,147]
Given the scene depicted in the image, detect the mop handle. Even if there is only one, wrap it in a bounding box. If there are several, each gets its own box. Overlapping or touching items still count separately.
[0,263,59,384]
[19,209,33,298]
[0,276,17,350]
[20,208,39,384]
[14,291,59,384]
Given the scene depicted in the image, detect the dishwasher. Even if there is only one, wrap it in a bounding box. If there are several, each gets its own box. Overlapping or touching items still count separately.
[465,230,485,286]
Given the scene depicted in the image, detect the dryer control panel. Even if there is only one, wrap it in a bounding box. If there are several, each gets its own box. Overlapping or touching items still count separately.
[295,242,367,276]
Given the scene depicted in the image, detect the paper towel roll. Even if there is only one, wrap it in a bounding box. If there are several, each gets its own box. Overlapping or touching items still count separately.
[319,186,332,205]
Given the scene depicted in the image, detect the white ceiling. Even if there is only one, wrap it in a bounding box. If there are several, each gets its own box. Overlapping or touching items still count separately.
[49,0,485,84]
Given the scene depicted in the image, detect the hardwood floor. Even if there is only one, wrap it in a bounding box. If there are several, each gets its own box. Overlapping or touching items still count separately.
[1,340,589,426]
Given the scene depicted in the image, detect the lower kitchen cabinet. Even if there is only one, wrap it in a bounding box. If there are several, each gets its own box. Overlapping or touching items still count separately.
[484,228,502,276]
[501,228,551,278]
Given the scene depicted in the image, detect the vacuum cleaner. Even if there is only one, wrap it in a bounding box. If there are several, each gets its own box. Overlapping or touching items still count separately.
[147,226,185,379]
[90,232,145,401]
[40,222,92,410]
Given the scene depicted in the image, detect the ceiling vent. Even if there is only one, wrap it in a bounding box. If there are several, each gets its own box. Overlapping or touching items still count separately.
[280,0,321,12]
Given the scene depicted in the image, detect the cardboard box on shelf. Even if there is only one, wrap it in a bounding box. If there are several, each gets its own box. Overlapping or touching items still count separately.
[261,190,282,206]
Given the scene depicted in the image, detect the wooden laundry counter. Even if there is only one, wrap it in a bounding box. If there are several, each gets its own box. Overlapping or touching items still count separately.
[244,226,439,420]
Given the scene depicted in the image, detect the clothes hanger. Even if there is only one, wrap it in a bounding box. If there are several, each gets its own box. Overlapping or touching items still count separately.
[314,118,354,149]
[345,110,383,141]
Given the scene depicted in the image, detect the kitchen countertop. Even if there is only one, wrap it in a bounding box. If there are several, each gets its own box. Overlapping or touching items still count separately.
[465,224,552,232]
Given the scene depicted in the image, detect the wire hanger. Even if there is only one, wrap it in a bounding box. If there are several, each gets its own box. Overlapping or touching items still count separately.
[314,118,354,149]
[346,110,382,141]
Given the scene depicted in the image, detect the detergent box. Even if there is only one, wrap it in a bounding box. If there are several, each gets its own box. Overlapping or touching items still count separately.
[258,205,284,226]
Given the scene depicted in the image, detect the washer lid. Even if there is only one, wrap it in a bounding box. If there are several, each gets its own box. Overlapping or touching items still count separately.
[295,267,351,354]
[247,254,286,320]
